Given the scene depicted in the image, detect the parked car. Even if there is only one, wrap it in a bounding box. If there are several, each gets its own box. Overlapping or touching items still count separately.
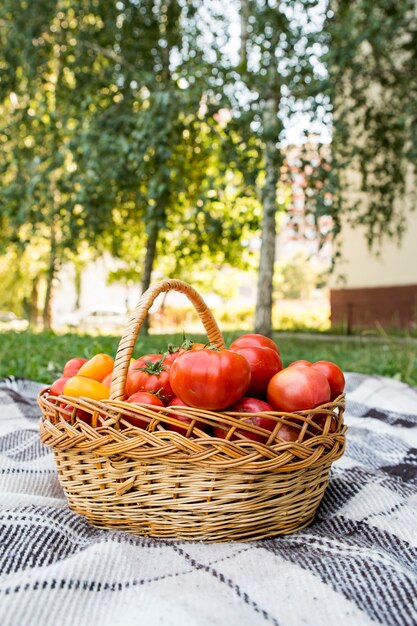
[61,306,129,333]
[0,311,29,332]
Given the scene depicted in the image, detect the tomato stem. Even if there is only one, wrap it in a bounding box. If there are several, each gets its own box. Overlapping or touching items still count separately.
[133,356,168,375]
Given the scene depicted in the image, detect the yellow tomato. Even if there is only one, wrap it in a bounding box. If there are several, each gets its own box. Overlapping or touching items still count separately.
[63,376,110,401]
[77,353,114,382]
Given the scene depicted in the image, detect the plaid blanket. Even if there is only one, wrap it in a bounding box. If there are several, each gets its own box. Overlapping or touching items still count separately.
[0,374,416,626]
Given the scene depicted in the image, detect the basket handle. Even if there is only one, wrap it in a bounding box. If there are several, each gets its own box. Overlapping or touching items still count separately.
[110,279,226,401]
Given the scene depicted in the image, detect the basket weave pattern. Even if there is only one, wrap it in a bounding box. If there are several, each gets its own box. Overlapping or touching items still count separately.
[39,279,346,542]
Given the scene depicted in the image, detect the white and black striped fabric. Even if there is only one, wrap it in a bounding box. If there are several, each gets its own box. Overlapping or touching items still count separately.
[0,374,416,626]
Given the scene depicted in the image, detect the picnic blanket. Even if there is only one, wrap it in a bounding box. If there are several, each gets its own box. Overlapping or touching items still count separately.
[0,373,416,626]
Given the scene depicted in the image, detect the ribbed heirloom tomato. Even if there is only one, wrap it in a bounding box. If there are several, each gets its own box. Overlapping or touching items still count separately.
[169,349,251,411]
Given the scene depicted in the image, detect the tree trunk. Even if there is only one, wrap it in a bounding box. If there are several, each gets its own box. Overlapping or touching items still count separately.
[239,0,250,68]
[140,219,161,335]
[74,262,82,310]
[42,223,59,330]
[254,96,281,336]
[30,276,39,326]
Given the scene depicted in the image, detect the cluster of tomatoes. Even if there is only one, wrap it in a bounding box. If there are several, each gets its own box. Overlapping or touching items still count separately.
[48,333,345,444]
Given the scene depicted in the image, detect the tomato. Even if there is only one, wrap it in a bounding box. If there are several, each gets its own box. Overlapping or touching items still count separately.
[50,377,70,396]
[123,391,165,429]
[311,361,345,400]
[63,376,110,401]
[125,354,175,404]
[126,391,164,407]
[63,357,88,378]
[228,397,275,413]
[213,397,301,444]
[313,413,337,434]
[61,403,92,425]
[165,397,209,436]
[229,333,280,355]
[101,372,113,388]
[229,345,282,397]
[169,349,251,411]
[77,353,114,382]
[168,397,189,408]
[275,423,302,442]
[267,366,331,412]
[213,397,276,443]
[288,360,312,368]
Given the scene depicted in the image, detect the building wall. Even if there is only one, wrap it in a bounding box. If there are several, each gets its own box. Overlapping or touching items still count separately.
[330,211,417,331]
[330,209,417,289]
[329,45,417,333]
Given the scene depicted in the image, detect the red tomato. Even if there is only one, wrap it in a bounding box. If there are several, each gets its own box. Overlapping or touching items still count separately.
[229,333,280,355]
[288,360,312,368]
[165,397,209,436]
[63,357,88,378]
[213,397,276,443]
[267,366,331,412]
[124,391,165,429]
[229,345,282,397]
[127,391,165,407]
[50,377,70,396]
[311,361,345,400]
[61,403,92,425]
[276,423,302,442]
[102,372,113,388]
[169,349,251,411]
[213,398,301,444]
[228,397,275,413]
[168,397,189,410]
[125,354,175,404]
[313,413,338,433]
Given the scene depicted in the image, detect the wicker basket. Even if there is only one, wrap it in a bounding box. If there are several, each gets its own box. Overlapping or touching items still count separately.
[39,279,346,542]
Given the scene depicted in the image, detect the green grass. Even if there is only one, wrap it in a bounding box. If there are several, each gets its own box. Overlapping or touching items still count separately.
[0,329,416,386]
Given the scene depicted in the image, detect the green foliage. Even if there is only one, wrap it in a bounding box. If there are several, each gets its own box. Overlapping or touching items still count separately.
[325,0,417,246]
[0,0,261,318]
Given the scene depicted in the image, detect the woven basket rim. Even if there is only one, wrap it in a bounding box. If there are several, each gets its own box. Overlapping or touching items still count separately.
[38,388,346,474]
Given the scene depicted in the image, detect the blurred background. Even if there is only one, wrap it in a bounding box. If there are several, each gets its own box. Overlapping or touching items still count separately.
[0,0,416,341]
